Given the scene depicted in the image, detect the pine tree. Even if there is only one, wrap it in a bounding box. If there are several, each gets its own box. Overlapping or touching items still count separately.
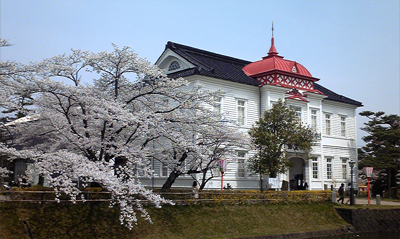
[359,111,400,193]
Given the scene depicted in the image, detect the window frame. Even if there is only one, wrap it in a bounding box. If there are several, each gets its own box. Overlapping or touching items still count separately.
[168,60,180,71]
[325,113,332,136]
[312,157,319,179]
[236,99,247,126]
[341,158,348,180]
[311,109,318,132]
[214,96,223,114]
[290,105,302,123]
[270,101,277,109]
[340,116,347,137]
[237,151,246,178]
[161,164,169,177]
[326,157,332,179]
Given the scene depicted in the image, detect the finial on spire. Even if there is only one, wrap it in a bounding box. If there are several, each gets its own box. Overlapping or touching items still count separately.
[272,21,274,37]
[266,21,278,57]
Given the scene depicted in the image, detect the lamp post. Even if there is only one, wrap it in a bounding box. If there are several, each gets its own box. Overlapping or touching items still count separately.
[365,167,373,205]
[349,159,356,206]
[218,159,228,192]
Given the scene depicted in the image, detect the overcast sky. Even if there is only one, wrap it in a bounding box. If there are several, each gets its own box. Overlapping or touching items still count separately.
[1,0,399,147]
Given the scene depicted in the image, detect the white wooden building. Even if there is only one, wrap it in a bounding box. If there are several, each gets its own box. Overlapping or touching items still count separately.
[150,37,363,191]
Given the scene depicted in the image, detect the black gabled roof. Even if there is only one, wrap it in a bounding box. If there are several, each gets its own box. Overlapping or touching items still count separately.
[314,83,363,107]
[164,41,362,107]
[165,41,259,86]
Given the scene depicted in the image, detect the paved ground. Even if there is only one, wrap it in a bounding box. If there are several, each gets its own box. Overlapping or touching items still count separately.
[356,198,400,206]
[341,197,400,206]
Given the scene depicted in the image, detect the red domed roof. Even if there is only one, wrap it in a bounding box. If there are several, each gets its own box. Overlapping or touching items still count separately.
[243,37,313,78]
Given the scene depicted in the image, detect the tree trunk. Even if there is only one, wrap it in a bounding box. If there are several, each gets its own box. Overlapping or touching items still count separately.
[199,181,206,190]
[199,169,210,190]
[161,171,182,190]
[161,151,187,190]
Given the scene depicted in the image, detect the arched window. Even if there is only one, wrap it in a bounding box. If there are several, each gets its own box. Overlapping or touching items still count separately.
[168,61,180,71]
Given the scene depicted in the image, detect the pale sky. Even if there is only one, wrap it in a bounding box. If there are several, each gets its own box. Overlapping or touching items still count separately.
[1,0,399,147]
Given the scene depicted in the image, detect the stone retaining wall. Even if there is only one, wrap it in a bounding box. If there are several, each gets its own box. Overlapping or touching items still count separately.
[335,208,400,233]
[237,226,354,239]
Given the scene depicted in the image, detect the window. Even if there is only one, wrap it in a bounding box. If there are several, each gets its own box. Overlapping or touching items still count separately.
[325,114,331,135]
[270,101,277,109]
[340,116,346,137]
[161,164,169,177]
[162,98,169,109]
[180,161,187,177]
[237,152,246,177]
[311,109,318,132]
[134,163,145,177]
[168,61,180,71]
[214,96,222,114]
[14,159,30,182]
[290,106,302,122]
[342,158,348,179]
[326,158,332,179]
[237,100,246,126]
[312,157,318,179]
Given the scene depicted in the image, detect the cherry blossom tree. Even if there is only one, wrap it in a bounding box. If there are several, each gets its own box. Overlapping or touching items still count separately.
[0,39,35,123]
[1,38,34,183]
[157,121,247,190]
[0,43,244,228]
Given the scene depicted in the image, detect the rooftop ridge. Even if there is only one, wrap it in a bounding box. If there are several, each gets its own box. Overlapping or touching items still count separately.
[314,83,363,106]
[166,41,252,65]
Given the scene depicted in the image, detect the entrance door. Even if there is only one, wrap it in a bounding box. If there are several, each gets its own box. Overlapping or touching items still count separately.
[289,157,305,190]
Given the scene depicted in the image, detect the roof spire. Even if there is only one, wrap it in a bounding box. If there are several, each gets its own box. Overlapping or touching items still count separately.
[267,21,278,57]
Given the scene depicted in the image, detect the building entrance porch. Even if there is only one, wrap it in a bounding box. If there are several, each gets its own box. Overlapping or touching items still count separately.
[289,157,307,190]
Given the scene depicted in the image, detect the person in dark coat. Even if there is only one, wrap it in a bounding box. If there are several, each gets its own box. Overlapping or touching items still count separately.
[301,179,308,190]
[337,183,345,204]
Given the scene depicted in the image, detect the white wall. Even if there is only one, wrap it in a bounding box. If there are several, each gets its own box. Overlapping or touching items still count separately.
[153,51,360,190]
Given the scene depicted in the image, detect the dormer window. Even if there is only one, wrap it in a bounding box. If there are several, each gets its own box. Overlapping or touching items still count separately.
[292,65,297,73]
[168,61,180,71]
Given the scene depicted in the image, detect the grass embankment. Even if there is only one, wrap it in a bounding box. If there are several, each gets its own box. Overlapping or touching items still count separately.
[0,201,347,239]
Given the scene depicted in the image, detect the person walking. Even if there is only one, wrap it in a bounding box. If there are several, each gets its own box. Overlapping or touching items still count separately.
[301,179,308,190]
[192,181,200,199]
[337,183,345,204]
